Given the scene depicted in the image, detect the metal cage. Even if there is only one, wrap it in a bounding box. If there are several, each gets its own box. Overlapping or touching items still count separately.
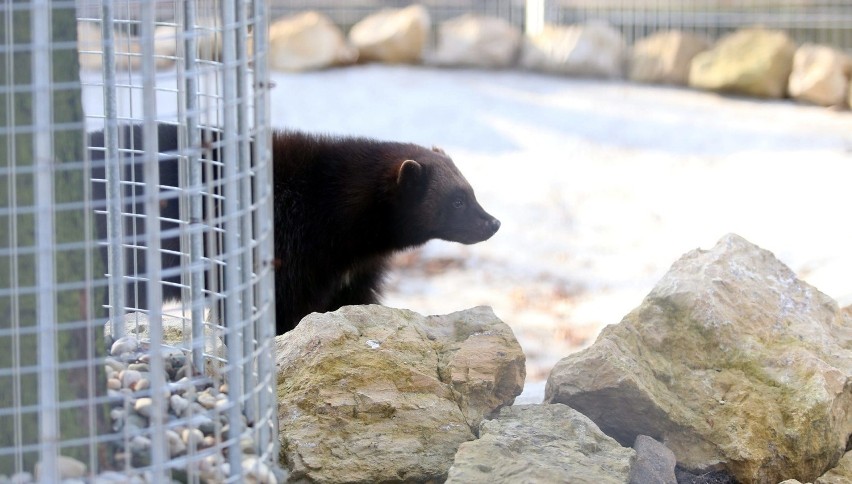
[1,0,278,481]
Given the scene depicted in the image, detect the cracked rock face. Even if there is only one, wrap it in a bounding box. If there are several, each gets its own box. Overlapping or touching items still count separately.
[275,305,525,483]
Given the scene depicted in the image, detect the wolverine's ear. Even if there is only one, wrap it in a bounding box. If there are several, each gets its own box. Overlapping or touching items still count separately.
[396,159,423,186]
[431,145,446,155]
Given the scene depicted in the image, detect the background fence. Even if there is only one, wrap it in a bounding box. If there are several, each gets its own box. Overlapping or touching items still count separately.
[268,0,852,52]
[1,0,278,481]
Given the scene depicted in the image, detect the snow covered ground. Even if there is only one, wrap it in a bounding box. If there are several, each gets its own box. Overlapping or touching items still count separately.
[81,63,852,390]
[270,64,852,386]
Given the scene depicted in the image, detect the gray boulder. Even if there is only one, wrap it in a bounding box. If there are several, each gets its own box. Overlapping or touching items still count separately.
[629,435,677,484]
[446,404,635,483]
[546,234,852,484]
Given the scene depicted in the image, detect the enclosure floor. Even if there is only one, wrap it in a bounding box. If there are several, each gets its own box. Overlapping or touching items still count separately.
[84,64,852,395]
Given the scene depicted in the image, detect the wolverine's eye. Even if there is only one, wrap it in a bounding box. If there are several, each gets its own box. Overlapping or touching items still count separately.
[452,198,465,209]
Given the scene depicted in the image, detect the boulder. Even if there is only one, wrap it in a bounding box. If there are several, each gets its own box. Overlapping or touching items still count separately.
[348,5,430,64]
[268,11,357,72]
[446,404,635,483]
[816,450,852,484]
[276,305,525,483]
[546,234,852,484]
[520,21,627,78]
[429,14,521,68]
[629,30,710,85]
[689,28,796,98]
[629,435,677,484]
[788,43,852,107]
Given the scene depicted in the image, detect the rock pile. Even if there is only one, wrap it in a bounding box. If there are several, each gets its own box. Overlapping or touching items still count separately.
[542,234,852,483]
[269,234,851,484]
[78,4,852,109]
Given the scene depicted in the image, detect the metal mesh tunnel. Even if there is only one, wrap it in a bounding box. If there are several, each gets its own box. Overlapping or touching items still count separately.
[1,0,278,481]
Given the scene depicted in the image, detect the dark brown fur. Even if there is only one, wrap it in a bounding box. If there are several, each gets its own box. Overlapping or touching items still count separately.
[91,125,500,334]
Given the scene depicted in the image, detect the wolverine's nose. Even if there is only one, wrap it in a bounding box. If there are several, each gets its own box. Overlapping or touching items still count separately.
[487,217,501,234]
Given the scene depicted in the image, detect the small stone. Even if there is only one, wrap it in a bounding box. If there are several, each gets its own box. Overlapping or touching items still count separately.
[242,456,278,484]
[9,472,32,484]
[124,414,147,433]
[168,377,194,395]
[107,378,121,390]
[119,369,142,389]
[182,428,205,448]
[241,436,256,455]
[201,436,217,448]
[187,414,216,435]
[170,394,190,416]
[130,436,152,468]
[219,383,229,394]
[629,435,677,484]
[215,397,231,412]
[134,398,153,418]
[110,335,139,356]
[104,357,125,372]
[133,378,150,392]
[34,455,87,481]
[127,363,149,372]
[166,429,187,457]
[91,471,130,483]
[197,391,217,410]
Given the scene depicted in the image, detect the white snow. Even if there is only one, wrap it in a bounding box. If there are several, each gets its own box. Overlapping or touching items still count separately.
[270,64,852,385]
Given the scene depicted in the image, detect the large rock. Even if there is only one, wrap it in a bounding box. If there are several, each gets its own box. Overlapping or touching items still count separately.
[689,28,796,98]
[276,305,525,483]
[446,404,635,483]
[788,43,852,107]
[546,234,852,484]
[349,5,430,64]
[816,450,852,484]
[429,14,521,68]
[268,11,357,72]
[521,21,627,78]
[629,30,710,85]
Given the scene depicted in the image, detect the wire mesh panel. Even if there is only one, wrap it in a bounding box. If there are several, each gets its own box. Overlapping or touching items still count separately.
[1,0,278,481]
[546,0,852,51]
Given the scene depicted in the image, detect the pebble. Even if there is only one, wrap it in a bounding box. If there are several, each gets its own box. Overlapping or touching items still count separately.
[165,429,186,457]
[119,369,142,389]
[9,472,32,484]
[106,378,121,390]
[110,335,139,356]
[134,398,153,418]
[170,394,189,416]
[127,363,149,373]
[181,428,205,448]
[197,391,217,410]
[35,330,282,482]
[242,456,278,484]
[133,378,150,392]
[34,455,87,480]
